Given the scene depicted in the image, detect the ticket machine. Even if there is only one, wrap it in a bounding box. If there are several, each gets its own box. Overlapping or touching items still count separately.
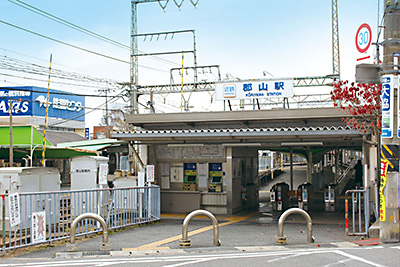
[208,163,223,192]
[183,163,197,191]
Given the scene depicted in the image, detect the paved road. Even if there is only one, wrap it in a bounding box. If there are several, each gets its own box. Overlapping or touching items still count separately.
[1,244,399,266]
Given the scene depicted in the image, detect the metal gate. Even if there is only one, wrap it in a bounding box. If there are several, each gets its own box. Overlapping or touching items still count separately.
[345,188,370,236]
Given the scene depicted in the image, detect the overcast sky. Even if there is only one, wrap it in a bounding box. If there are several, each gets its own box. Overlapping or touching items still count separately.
[0,0,383,128]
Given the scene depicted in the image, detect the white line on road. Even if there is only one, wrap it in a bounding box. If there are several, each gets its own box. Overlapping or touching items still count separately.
[333,250,387,267]
[0,246,391,267]
[323,258,351,267]
[265,251,314,263]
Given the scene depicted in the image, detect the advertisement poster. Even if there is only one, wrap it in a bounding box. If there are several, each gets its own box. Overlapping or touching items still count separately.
[31,211,46,244]
[8,193,20,227]
[381,75,394,138]
[379,159,389,222]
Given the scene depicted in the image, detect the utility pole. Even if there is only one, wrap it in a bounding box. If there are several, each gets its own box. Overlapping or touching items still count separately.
[380,0,400,243]
[9,100,13,167]
[105,89,110,138]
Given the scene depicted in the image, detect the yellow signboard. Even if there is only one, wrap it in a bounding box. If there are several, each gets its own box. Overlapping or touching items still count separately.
[380,159,389,222]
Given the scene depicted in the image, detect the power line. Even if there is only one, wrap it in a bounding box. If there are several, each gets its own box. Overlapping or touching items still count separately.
[0,19,169,73]
[8,0,182,68]
[0,86,123,98]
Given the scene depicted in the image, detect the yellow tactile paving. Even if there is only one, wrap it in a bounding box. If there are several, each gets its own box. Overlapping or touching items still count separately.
[122,211,258,251]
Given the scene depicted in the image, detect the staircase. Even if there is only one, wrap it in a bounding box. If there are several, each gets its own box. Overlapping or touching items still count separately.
[336,159,357,196]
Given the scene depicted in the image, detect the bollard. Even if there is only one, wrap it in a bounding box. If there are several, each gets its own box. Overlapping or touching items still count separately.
[67,213,111,251]
[179,209,221,248]
[276,208,314,245]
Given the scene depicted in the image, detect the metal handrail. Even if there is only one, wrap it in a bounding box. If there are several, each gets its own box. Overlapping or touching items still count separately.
[337,159,357,184]
[345,188,370,236]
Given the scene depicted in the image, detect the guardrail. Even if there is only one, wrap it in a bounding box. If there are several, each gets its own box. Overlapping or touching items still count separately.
[345,188,370,236]
[0,186,160,252]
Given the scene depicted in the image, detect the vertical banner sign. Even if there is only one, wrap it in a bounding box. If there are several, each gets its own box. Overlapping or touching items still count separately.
[146,165,155,183]
[85,128,90,139]
[98,164,108,185]
[8,193,20,227]
[380,159,389,222]
[31,211,46,244]
[382,75,394,138]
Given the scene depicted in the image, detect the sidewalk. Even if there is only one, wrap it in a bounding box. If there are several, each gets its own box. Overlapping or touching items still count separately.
[6,206,362,259]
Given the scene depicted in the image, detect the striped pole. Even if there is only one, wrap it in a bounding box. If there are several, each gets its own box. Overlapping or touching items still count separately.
[345,197,349,235]
[42,54,52,167]
[180,52,184,111]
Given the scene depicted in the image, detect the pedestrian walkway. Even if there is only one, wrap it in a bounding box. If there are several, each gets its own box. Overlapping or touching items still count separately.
[4,204,363,260]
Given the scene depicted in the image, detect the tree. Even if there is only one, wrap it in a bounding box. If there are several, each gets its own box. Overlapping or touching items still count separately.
[330,80,382,135]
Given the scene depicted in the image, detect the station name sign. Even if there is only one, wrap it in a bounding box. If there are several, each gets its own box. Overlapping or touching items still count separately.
[215,79,294,101]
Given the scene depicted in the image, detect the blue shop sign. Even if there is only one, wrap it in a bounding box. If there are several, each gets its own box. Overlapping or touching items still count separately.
[0,86,85,121]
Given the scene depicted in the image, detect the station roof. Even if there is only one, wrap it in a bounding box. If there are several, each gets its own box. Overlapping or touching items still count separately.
[113,107,367,162]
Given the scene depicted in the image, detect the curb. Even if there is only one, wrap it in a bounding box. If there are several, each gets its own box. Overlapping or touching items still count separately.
[55,241,359,259]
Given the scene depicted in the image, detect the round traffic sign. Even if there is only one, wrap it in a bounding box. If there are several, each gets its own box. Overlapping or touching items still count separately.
[355,23,372,53]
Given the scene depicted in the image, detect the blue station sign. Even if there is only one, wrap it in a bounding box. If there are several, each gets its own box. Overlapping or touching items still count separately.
[215,79,294,101]
[0,86,85,122]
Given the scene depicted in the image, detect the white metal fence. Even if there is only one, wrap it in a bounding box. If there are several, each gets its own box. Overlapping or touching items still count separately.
[1,186,160,253]
[345,188,370,236]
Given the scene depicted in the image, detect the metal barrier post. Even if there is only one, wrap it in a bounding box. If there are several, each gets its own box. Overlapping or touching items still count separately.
[276,208,314,244]
[179,209,221,248]
[67,213,111,251]
[344,189,369,236]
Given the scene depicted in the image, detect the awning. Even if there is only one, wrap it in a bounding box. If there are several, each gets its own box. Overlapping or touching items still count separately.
[0,125,98,160]
[57,138,126,152]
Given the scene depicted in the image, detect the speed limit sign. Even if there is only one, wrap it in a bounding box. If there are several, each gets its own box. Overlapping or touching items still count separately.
[356,23,372,53]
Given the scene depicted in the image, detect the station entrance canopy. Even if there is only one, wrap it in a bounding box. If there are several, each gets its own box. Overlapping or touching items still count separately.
[113,107,367,162]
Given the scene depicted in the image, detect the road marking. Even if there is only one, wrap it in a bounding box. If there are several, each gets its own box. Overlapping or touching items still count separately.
[0,246,392,267]
[123,212,258,251]
[333,250,387,267]
[323,258,351,267]
[265,251,313,263]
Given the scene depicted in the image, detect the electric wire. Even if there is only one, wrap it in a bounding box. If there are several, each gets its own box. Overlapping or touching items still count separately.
[7,0,183,68]
[0,19,169,73]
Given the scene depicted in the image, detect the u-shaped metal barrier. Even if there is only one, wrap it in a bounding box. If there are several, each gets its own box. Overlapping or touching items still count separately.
[67,213,111,251]
[276,208,314,244]
[179,209,221,247]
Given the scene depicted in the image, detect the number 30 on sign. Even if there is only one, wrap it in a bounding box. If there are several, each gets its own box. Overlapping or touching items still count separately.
[356,23,372,53]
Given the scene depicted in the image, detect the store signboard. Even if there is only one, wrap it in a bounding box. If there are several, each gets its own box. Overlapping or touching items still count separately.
[0,86,85,121]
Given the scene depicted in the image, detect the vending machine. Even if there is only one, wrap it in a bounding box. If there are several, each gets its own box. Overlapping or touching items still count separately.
[183,163,197,191]
[208,163,223,192]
